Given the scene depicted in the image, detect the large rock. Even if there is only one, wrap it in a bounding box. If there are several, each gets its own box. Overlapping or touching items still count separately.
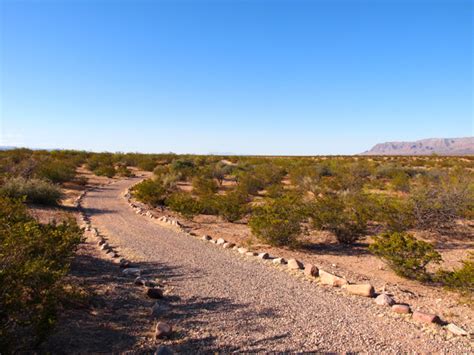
[446,323,468,336]
[412,311,440,324]
[319,270,347,287]
[222,242,235,249]
[146,287,164,299]
[216,238,226,245]
[375,293,395,306]
[287,258,303,270]
[272,257,286,265]
[122,268,141,276]
[304,263,319,277]
[155,322,172,339]
[392,304,411,314]
[258,252,270,260]
[345,284,375,297]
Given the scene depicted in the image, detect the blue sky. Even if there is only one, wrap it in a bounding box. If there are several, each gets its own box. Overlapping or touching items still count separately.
[0,0,472,155]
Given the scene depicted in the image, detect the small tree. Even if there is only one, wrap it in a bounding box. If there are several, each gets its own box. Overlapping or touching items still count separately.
[132,179,168,206]
[369,232,442,280]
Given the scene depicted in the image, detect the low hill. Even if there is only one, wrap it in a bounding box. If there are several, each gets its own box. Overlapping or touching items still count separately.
[360,137,474,156]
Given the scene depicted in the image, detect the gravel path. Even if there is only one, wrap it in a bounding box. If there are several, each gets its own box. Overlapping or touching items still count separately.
[83,177,471,353]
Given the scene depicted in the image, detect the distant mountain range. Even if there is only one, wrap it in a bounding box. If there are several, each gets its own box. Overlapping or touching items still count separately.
[360,137,474,156]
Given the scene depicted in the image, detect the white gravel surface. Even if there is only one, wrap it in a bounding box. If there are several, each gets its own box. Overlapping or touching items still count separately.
[83,178,472,353]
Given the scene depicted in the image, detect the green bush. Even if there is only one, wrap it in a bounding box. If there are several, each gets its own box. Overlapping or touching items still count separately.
[391,171,410,192]
[0,177,62,205]
[374,196,414,232]
[410,174,473,231]
[0,197,83,352]
[249,195,303,246]
[214,191,248,222]
[437,253,474,296]
[192,176,218,196]
[93,165,116,178]
[369,232,442,280]
[166,192,202,219]
[310,191,373,244]
[37,160,76,183]
[116,165,133,177]
[132,179,168,206]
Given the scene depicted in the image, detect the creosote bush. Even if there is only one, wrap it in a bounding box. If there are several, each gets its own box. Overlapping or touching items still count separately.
[249,195,303,246]
[437,253,474,297]
[0,177,62,205]
[166,192,202,219]
[369,232,442,280]
[0,197,83,352]
[132,179,168,206]
[310,191,373,244]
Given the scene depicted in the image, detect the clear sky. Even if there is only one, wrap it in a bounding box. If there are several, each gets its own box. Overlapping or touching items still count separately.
[0,0,472,155]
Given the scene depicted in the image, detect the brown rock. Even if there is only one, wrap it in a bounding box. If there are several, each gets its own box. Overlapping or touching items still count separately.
[412,311,440,324]
[392,304,411,314]
[155,321,172,339]
[222,242,235,249]
[146,287,164,299]
[319,270,347,287]
[304,263,319,277]
[345,284,375,297]
[287,258,303,270]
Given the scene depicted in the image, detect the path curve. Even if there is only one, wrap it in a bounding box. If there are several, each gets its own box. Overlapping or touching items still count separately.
[83,177,470,353]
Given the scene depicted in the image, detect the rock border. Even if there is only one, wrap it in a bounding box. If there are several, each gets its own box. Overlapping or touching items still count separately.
[78,184,175,351]
[122,183,471,341]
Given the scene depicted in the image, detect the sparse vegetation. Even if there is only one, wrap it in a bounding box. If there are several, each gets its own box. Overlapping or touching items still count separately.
[369,232,442,280]
[0,197,83,352]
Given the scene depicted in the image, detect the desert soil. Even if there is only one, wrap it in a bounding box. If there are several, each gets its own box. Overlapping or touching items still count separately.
[45,176,472,353]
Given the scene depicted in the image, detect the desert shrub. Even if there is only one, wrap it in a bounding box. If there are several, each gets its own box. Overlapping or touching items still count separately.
[211,162,232,186]
[36,160,76,183]
[214,190,249,222]
[310,191,373,244]
[170,159,195,180]
[0,197,83,352]
[265,183,285,198]
[374,196,414,232]
[391,171,410,192]
[0,177,62,205]
[136,157,157,172]
[166,192,202,219]
[237,174,264,195]
[93,165,116,178]
[369,232,442,280]
[116,165,133,177]
[192,176,218,196]
[249,195,303,246]
[410,173,473,231]
[437,253,474,296]
[132,179,168,206]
